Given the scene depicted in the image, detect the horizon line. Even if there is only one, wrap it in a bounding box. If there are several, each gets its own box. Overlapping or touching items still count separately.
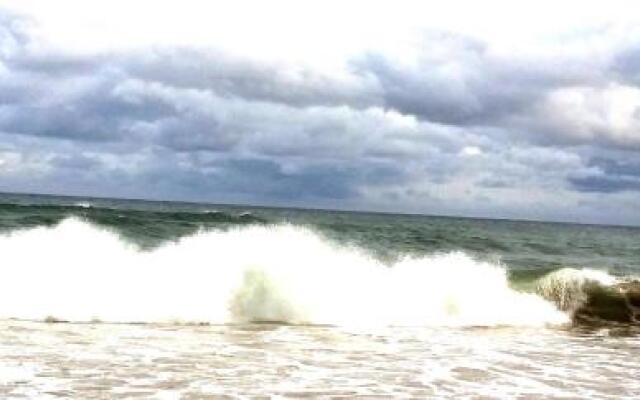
[1,190,638,230]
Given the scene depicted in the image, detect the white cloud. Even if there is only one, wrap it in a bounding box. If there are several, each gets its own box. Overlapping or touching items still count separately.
[541,84,640,146]
[5,1,640,71]
[460,146,482,157]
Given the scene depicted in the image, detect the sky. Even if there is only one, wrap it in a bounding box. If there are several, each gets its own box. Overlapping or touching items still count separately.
[1,0,640,225]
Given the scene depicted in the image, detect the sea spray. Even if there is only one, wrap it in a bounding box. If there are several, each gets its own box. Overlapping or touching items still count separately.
[0,218,568,327]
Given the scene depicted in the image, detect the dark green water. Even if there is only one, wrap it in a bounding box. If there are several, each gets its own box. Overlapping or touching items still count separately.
[2,192,639,282]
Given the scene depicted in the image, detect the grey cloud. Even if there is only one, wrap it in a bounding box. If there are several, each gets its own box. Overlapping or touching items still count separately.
[50,154,103,170]
[101,154,407,204]
[125,48,380,108]
[353,32,591,127]
[109,78,466,161]
[569,175,640,193]
[1,7,640,224]
[205,158,359,200]
[3,16,639,152]
[352,31,640,153]
[589,157,640,178]
[0,10,29,56]
[569,157,640,193]
[614,44,640,84]
[6,52,104,77]
[0,10,103,77]
[477,178,512,189]
[155,115,235,152]
[0,72,177,142]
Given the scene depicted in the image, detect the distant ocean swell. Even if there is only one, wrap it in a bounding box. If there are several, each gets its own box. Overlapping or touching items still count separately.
[0,203,266,229]
[0,218,637,327]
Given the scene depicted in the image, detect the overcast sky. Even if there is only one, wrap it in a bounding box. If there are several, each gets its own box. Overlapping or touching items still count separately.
[1,1,640,225]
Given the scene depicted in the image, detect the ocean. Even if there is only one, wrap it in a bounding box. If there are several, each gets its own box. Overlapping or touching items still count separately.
[0,192,639,398]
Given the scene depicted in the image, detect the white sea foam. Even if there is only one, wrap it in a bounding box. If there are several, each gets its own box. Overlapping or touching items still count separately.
[0,218,568,327]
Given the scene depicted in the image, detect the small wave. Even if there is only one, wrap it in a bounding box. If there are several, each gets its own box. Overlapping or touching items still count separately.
[535,268,616,311]
[0,202,267,230]
[535,268,640,324]
[0,202,106,213]
[0,218,567,327]
[156,210,266,224]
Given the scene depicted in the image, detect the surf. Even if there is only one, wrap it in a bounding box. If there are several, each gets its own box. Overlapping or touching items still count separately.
[0,218,568,327]
[536,267,640,324]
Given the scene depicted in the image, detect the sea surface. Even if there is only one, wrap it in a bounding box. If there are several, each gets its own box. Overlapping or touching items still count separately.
[1,192,639,398]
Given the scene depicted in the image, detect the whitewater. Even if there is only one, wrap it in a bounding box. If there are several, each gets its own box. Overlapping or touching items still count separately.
[1,196,639,398]
[0,218,568,327]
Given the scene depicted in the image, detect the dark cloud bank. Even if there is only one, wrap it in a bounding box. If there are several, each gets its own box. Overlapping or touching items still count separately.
[1,9,640,225]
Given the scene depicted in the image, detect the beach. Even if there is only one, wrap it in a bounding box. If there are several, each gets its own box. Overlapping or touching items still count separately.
[1,193,639,398]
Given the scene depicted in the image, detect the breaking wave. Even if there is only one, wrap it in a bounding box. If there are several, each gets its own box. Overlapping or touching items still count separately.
[535,268,617,311]
[0,218,568,327]
[536,268,640,324]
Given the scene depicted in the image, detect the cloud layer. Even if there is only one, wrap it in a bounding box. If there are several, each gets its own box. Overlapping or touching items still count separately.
[1,2,640,225]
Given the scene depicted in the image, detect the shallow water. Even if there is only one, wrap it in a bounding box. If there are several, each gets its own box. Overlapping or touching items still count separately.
[1,321,639,399]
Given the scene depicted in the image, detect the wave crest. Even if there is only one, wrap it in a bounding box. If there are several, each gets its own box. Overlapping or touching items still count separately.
[535,268,617,311]
[536,268,640,324]
[0,218,568,327]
